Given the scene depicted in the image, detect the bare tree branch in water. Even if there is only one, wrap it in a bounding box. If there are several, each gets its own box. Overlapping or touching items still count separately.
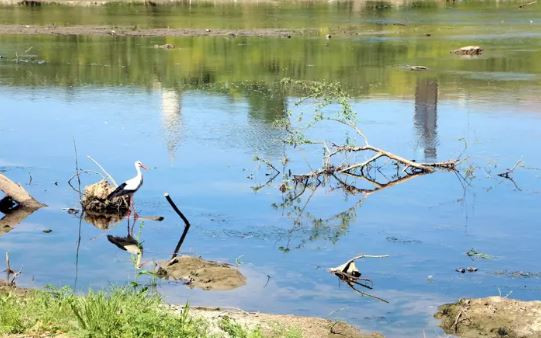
[254,79,460,251]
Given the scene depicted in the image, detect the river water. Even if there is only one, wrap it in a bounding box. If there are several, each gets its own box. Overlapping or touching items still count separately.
[0,1,540,336]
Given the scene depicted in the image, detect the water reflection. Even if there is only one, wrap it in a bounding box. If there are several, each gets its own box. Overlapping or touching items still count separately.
[159,87,183,161]
[414,78,438,160]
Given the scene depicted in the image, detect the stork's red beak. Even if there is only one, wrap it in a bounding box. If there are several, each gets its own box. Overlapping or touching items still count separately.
[140,163,149,170]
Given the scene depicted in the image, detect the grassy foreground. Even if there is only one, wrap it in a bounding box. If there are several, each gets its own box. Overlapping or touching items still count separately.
[0,286,265,337]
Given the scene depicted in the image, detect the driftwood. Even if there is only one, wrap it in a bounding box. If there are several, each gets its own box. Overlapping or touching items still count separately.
[0,173,45,236]
[0,173,45,209]
[329,254,389,303]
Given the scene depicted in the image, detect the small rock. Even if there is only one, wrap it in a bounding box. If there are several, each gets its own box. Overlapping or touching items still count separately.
[409,65,428,71]
[66,208,79,215]
[452,45,483,55]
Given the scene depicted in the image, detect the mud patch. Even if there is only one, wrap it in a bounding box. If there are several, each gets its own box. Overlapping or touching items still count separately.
[435,297,541,337]
[156,255,246,291]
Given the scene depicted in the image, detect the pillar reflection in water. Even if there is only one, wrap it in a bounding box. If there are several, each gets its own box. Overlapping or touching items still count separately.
[160,88,182,161]
[414,78,438,160]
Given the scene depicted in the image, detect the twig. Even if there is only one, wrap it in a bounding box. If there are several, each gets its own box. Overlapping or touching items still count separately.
[497,160,524,178]
[452,310,463,333]
[4,252,21,286]
[164,193,191,259]
[73,138,82,200]
[87,155,118,187]
[254,156,280,175]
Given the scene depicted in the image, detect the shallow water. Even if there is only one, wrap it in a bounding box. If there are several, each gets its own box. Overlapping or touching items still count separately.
[1,2,541,337]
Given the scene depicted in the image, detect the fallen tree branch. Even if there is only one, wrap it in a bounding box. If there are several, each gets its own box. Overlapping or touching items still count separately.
[0,173,46,209]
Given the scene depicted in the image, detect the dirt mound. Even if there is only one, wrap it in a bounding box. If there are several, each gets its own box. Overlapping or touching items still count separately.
[81,180,129,215]
[435,297,541,337]
[156,255,246,291]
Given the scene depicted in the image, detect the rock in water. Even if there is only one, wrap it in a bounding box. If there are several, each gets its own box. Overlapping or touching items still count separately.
[452,46,483,55]
[156,255,246,291]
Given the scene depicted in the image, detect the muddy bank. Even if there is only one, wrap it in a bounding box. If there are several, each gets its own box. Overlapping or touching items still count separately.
[176,305,383,338]
[435,297,541,337]
[0,283,380,337]
[0,24,399,38]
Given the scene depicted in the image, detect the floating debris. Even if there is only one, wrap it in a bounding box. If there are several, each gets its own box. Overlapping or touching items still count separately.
[63,207,80,215]
[329,254,389,303]
[493,270,541,279]
[466,249,493,260]
[386,236,421,244]
[456,266,478,273]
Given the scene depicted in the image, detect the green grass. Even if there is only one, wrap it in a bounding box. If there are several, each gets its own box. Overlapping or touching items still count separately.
[219,315,263,338]
[0,287,263,337]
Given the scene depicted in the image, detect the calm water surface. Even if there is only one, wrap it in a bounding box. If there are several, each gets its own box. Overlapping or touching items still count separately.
[1,2,541,337]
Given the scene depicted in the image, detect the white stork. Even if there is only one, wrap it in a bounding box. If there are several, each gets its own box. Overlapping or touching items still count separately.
[107,160,148,219]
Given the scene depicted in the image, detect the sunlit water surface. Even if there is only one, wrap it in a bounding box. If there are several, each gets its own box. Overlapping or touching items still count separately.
[1,2,541,337]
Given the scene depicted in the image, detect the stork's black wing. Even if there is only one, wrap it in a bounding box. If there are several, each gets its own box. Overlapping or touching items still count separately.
[107,182,128,200]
